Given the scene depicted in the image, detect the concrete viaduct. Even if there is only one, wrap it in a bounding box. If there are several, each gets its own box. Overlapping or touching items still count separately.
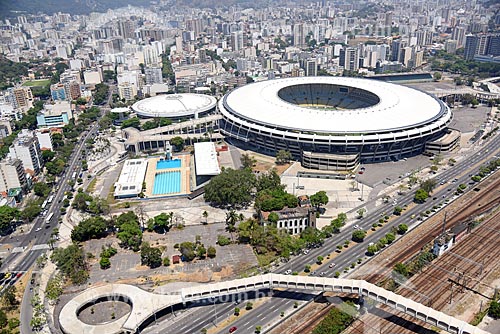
[59,274,490,334]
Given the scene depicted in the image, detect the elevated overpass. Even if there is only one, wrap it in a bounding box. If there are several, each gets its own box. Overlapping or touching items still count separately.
[59,274,490,334]
[122,114,223,154]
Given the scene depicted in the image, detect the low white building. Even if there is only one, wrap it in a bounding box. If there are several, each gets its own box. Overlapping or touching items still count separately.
[114,159,148,198]
[194,142,220,176]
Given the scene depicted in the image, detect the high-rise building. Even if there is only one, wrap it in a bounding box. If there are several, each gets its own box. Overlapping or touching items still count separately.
[7,86,33,110]
[118,82,138,101]
[293,23,306,47]
[305,59,317,76]
[117,19,135,39]
[445,40,458,54]
[9,130,43,175]
[144,67,163,85]
[340,47,359,71]
[452,26,466,48]
[391,39,405,61]
[464,35,479,60]
[231,31,244,51]
[0,158,27,194]
[486,34,500,57]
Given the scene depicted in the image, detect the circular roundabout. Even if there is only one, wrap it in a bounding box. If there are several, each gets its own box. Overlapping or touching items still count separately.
[219,76,453,169]
[131,93,217,119]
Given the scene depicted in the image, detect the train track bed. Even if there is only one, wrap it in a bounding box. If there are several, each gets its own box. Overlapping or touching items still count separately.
[344,173,500,334]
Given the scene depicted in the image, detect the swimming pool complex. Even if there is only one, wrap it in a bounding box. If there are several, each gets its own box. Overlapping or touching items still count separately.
[156,159,181,169]
[152,171,181,195]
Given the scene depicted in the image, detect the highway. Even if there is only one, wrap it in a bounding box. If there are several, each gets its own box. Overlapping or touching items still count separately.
[2,117,99,334]
[158,134,500,334]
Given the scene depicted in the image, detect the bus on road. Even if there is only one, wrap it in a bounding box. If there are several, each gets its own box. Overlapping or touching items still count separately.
[41,199,48,210]
[47,195,54,204]
[45,213,54,225]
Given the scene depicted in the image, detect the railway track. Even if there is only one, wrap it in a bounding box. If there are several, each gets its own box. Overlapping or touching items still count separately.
[359,173,500,284]
[345,181,500,334]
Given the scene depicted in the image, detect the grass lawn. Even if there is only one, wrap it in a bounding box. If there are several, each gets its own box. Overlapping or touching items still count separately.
[22,79,50,87]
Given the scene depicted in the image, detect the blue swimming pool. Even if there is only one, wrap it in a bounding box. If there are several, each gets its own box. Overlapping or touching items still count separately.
[156,159,181,169]
[152,171,181,195]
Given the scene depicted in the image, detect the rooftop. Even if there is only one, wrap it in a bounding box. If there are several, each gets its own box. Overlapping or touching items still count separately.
[131,93,217,118]
[222,77,446,134]
[114,159,148,197]
[194,142,220,176]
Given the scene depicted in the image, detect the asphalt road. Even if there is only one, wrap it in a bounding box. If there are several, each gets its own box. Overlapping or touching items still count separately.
[14,122,99,334]
[159,134,500,334]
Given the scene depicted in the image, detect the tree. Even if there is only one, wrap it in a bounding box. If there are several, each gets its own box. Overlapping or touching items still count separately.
[268,212,279,224]
[394,262,409,277]
[116,214,143,251]
[33,182,51,197]
[414,188,429,203]
[0,205,19,231]
[397,224,408,234]
[51,243,89,285]
[148,212,173,233]
[310,191,329,212]
[71,216,108,242]
[433,72,442,81]
[217,235,231,246]
[367,245,378,255]
[170,136,184,151]
[385,233,395,243]
[275,149,292,164]
[2,286,17,307]
[225,209,239,240]
[204,168,256,208]
[240,153,256,169]
[351,230,367,242]
[420,179,437,194]
[304,264,311,272]
[140,242,162,268]
[317,256,324,264]
[21,202,41,222]
[393,206,403,216]
[246,302,253,310]
[489,301,500,319]
[179,242,196,261]
[207,246,216,258]
[99,257,111,269]
[163,257,170,266]
[234,307,240,316]
[197,245,207,259]
[256,169,283,193]
[357,207,366,219]
[202,210,208,224]
[120,117,141,129]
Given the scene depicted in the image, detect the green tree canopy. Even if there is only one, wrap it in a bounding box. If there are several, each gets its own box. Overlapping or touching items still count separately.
[0,206,19,231]
[71,216,108,242]
[310,191,329,211]
[204,168,256,208]
[51,243,89,285]
[276,149,292,164]
[140,242,162,268]
[414,188,429,203]
[351,229,367,242]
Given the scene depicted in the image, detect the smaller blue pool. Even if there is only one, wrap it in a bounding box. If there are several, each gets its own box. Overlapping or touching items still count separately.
[152,171,181,195]
[156,159,181,169]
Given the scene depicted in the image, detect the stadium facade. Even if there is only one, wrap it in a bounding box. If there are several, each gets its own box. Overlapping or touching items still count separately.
[218,77,458,170]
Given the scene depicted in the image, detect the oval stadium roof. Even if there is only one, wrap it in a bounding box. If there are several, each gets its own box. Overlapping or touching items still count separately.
[131,94,217,118]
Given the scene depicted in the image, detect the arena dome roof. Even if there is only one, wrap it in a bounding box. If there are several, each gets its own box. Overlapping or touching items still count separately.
[222,77,447,134]
[131,93,217,118]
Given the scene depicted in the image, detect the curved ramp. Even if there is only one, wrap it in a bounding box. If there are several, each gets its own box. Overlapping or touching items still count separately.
[59,274,490,334]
